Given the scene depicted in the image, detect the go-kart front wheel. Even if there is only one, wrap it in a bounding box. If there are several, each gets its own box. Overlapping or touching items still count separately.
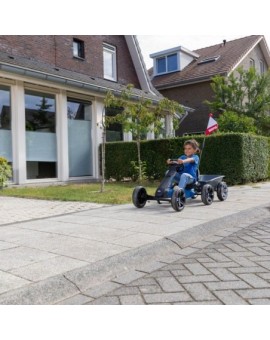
[132,186,148,208]
[201,184,214,205]
[171,187,185,212]
[217,182,228,201]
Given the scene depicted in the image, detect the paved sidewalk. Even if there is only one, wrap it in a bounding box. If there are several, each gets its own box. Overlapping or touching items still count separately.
[85,217,270,305]
[0,181,270,304]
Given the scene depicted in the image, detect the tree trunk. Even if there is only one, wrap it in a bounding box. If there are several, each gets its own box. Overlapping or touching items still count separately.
[136,138,142,184]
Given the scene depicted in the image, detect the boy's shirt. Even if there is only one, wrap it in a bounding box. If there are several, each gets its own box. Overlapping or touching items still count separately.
[179,154,199,179]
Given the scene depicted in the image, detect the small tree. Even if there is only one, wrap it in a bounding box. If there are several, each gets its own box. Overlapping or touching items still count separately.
[218,111,257,134]
[205,67,270,135]
[104,85,184,183]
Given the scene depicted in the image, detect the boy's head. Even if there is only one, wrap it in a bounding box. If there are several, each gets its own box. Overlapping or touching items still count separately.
[183,139,200,156]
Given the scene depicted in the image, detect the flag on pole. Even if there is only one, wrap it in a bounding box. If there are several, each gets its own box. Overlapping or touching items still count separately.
[205,113,218,135]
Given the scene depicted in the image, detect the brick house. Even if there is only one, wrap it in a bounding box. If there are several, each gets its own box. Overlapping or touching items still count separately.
[0,35,164,184]
[150,35,270,135]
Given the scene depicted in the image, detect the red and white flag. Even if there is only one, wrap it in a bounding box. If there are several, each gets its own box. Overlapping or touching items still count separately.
[205,113,218,135]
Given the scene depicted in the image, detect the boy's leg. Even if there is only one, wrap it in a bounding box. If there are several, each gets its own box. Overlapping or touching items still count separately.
[178,173,194,189]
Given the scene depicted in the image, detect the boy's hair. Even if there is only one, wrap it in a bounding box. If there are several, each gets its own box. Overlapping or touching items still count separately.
[184,139,200,153]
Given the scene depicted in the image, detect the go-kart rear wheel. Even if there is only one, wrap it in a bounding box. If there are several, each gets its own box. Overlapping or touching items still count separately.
[201,184,214,205]
[132,186,147,208]
[171,187,185,212]
[217,182,228,201]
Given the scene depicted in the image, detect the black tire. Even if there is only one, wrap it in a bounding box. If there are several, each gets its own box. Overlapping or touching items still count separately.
[132,186,147,208]
[171,187,185,212]
[217,182,228,201]
[201,184,214,205]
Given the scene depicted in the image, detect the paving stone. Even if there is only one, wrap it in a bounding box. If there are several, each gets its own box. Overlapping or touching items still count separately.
[236,289,270,299]
[213,290,249,305]
[230,266,268,274]
[119,295,145,305]
[258,273,270,280]
[208,268,239,281]
[256,261,270,270]
[143,292,192,304]
[248,299,270,305]
[183,283,216,301]
[196,257,215,263]
[205,280,251,291]
[203,261,240,268]
[223,243,250,252]
[205,252,231,263]
[139,284,162,294]
[173,301,222,305]
[245,247,270,256]
[184,263,211,275]
[236,274,270,288]
[156,276,184,292]
[177,275,219,284]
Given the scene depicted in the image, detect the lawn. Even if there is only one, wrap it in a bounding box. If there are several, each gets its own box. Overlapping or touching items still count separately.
[0,182,157,205]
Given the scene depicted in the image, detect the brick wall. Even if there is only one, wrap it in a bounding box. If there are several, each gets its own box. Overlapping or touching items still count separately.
[0,35,140,88]
[160,81,214,135]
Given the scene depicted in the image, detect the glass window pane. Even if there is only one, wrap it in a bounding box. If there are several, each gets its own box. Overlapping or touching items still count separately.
[157,57,166,74]
[67,98,92,177]
[103,49,114,79]
[0,86,12,163]
[167,53,178,72]
[25,90,57,179]
[105,107,123,142]
[0,85,11,130]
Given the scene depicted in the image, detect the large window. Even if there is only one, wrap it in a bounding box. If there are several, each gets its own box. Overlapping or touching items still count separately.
[103,43,117,81]
[156,53,178,75]
[25,90,57,179]
[67,98,92,177]
[0,85,12,178]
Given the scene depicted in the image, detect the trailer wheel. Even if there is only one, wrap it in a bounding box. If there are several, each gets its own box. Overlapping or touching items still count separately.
[132,186,147,208]
[171,187,185,212]
[217,182,228,201]
[201,184,214,205]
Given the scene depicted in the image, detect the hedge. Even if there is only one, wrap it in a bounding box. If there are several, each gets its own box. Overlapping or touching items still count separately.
[104,133,269,185]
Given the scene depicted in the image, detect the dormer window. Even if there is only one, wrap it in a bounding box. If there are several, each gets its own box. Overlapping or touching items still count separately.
[151,46,199,77]
[156,53,178,75]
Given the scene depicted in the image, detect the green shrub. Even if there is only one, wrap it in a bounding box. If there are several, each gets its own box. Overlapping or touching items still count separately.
[0,157,12,187]
[104,133,269,185]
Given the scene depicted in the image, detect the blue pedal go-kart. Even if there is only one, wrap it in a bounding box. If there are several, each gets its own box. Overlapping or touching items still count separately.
[132,160,228,212]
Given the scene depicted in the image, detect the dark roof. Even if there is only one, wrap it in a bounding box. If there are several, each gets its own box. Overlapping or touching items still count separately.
[151,35,265,89]
[0,50,162,102]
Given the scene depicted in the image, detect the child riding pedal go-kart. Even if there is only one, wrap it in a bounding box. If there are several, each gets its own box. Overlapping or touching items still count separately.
[132,139,228,212]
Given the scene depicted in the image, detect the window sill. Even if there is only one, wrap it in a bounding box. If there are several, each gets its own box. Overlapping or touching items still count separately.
[73,56,85,61]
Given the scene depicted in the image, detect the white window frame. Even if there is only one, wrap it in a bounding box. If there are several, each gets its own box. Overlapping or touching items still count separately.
[103,43,117,81]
